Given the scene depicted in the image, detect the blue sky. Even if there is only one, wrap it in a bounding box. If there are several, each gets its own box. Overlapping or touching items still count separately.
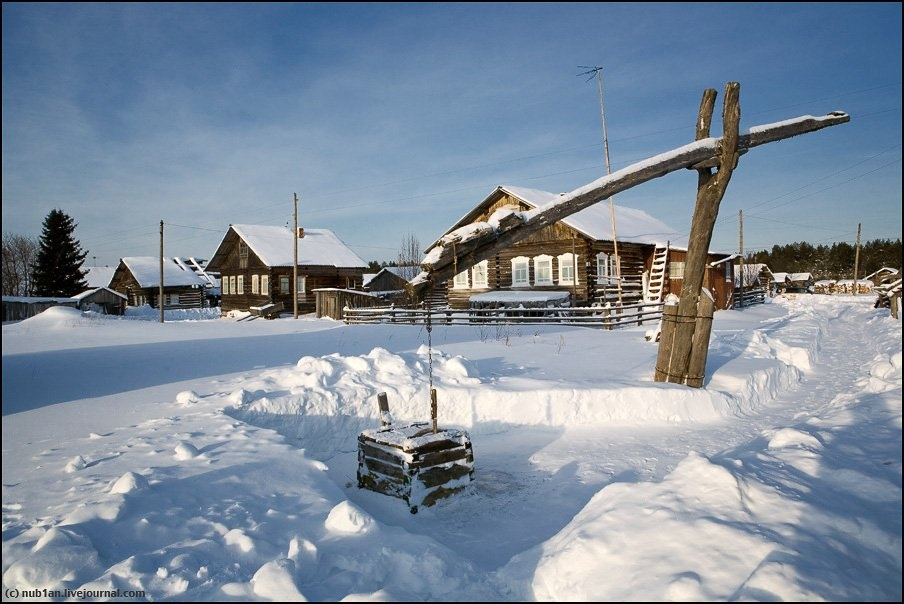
[3,2,901,268]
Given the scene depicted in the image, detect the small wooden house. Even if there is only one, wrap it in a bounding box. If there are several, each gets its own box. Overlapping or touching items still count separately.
[661,250,737,311]
[73,287,127,315]
[109,257,210,310]
[771,271,813,293]
[363,267,411,305]
[205,225,368,315]
[363,267,409,294]
[427,185,734,310]
[865,267,900,286]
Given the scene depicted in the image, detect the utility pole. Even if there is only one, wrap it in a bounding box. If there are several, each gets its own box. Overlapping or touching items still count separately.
[159,220,164,324]
[853,222,861,295]
[579,65,622,305]
[739,209,744,306]
[294,192,299,319]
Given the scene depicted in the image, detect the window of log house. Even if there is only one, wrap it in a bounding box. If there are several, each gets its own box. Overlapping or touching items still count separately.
[511,257,529,287]
[453,270,469,289]
[534,255,553,286]
[471,261,488,288]
[239,242,249,269]
[558,253,578,285]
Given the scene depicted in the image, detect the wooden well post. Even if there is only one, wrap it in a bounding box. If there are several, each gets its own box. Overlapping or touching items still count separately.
[654,83,740,386]
[405,83,850,389]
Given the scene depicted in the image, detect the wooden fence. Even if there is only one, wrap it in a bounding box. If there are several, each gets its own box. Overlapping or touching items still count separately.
[344,301,666,329]
[733,287,766,308]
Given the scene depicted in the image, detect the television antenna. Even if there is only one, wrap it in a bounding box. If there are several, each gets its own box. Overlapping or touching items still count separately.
[578,65,623,305]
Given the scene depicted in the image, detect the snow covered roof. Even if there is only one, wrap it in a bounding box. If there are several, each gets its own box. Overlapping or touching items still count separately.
[772,272,813,285]
[865,267,900,280]
[173,257,220,286]
[120,257,211,288]
[771,272,789,283]
[217,225,367,268]
[84,266,116,288]
[382,266,408,277]
[1,296,76,303]
[708,254,740,267]
[73,287,127,301]
[363,267,408,287]
[453,185,685,247]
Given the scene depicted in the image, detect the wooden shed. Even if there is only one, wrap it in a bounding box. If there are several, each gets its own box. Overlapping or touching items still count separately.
[664,248,737,310]
[314,289,387,320]
[73,287,127,315]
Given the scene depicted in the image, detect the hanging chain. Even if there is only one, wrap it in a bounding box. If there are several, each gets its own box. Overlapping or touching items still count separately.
[426,299,433,392]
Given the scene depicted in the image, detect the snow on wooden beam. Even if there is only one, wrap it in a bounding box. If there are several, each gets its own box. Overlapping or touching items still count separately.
[407,111,849,298]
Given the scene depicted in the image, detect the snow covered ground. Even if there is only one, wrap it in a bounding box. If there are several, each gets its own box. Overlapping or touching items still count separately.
[2,294,901,601]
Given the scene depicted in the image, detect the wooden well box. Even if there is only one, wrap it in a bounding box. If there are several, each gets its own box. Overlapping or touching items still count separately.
[357,420,474,514]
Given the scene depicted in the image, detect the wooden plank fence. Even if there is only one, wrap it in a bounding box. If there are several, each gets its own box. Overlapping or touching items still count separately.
[344,301,666,330]
[733,287,766,308]
[345,288,767,329]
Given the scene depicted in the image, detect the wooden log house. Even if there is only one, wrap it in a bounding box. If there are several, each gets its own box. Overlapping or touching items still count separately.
[206,224,368,315]
[109,257,209,310]
[428,186,734,310]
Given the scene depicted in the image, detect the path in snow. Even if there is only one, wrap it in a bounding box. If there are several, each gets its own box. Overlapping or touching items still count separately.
[330,298,899,570]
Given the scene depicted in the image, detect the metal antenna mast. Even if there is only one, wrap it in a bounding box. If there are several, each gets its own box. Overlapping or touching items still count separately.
[578,65,623,305]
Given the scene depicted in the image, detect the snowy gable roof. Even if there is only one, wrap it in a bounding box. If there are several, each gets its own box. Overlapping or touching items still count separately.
[121,257,210,288]
[227,225,367,268]
[455,185,685,247]
[363,267,408,287]
[771,271,813,284]
[84,266,116,288]
[865,267,899,280]
[173,257,219,287]
[73,287,127,301]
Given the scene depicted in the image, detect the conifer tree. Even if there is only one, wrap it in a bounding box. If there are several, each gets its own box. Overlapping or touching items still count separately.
[31,209,89,297]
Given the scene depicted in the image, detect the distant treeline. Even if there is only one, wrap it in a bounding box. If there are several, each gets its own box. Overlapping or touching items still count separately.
[745,238,901,281]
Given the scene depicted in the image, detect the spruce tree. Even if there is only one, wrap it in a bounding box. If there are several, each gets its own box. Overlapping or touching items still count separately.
[31,209,89,297]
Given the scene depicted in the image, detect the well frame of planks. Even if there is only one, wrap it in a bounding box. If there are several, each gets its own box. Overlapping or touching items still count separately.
[357,391,474,513]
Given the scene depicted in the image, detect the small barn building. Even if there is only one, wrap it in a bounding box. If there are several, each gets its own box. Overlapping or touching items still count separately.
[363,267,411,305]
[73,287,127,315]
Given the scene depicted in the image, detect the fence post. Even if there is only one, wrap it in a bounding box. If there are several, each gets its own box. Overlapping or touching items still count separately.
[377,392,391,427]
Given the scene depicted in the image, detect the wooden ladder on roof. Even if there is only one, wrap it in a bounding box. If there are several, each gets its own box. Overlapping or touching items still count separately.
[644,243,669,304]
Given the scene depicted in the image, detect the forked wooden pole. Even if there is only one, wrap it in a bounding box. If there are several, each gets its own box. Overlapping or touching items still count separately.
[655,82,740,385]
